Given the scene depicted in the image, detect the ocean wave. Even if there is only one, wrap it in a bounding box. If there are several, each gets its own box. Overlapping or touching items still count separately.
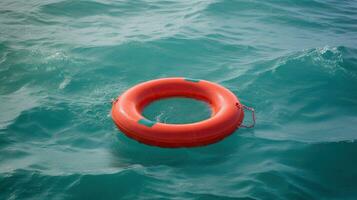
[223,46,357,142]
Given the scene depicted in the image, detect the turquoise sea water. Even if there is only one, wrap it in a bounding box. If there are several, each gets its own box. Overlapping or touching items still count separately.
[1,0,357,199]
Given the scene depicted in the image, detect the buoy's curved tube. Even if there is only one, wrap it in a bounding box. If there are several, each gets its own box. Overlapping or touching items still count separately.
[111,77,244,148]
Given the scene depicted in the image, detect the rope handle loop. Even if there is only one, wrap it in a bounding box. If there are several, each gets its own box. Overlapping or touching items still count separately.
[111,96,120,105]
[236,103,256,128]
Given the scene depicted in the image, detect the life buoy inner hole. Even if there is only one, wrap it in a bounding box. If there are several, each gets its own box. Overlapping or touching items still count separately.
[142,97,212,124]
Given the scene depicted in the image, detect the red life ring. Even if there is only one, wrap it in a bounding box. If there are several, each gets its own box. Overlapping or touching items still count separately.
[111,77,250,148]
